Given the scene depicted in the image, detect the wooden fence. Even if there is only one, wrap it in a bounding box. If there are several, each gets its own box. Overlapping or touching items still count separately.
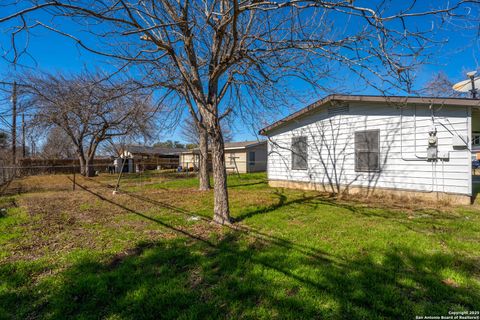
[16,158,113,175]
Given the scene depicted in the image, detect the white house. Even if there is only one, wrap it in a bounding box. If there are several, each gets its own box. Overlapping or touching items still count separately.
[260,95,480,204]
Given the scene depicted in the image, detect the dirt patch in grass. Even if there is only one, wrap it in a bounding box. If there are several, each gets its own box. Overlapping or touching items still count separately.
[3,175,76,195]
[3,186,168,262]
[1,174,229,264]
[337,191,459,213]
[442,278,460,288]
[7,192,107,261]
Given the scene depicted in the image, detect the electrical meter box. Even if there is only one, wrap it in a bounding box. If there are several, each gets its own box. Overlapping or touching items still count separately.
[427,132,438,161]
[427,146,438,160]
[452,135,468,148]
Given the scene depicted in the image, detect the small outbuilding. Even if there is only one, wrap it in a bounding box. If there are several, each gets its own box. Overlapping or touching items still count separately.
[260,94,480,204]
[118,145,187,173]
[180,140,267,173]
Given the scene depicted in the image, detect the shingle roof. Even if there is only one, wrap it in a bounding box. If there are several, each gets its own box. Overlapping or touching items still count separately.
[259,94,480,135]
[224,140,266,149]
[124,145,187,155]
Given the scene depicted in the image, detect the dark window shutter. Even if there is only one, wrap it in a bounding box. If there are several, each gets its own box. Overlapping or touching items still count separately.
[292,136,308,170]
[355,130,380,172]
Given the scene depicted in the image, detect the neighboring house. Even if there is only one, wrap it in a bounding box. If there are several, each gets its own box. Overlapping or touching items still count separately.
[260,94,480,204]
[180,140,267,173]
[118,145,187,172]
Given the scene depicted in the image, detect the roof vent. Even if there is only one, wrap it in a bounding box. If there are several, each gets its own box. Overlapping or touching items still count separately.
[328,104,349,116]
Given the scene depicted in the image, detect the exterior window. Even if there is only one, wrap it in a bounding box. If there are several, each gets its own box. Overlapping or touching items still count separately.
[473,133,480,146]
[249,151,255,166]
[291,136,308,170]
[229,154,235,165]
[355,130,380,172]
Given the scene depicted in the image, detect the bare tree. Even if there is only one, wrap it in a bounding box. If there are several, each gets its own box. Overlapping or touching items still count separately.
[99,138,131,158]
[422,71,467,98]
[1,1,478,223]
[41,126,77,159]
[21,72,156,176]
[182,116,233,146]
[153,140,186,148]
[181,116,233,190]
[185,108,211,191]
[0,132,8,149]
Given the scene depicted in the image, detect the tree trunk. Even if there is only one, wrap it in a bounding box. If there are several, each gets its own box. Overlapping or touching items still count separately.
[209,124,231,224]
[198,127,211,191]
[78,154,87,176]
[85,156,95,177]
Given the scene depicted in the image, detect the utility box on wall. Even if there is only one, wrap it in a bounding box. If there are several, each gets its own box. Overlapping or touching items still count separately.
[452,135,468,149]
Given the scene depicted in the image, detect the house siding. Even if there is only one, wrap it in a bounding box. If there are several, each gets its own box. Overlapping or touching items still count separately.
[266,102,472,196]
[181,142,268,174]
[180,153,198,170]
[245,145,268,172]
[225,150,247,173]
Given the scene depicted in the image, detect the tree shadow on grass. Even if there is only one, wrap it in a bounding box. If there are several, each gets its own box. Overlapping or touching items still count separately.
[2,180,480,319]
[72,179,468,269]
[72,177,479,274]
[74,181,340,263]
[70,180,333,265]
[246,191,472,237]
[234,190,288,221]
[312,196,473,236]
[228,180,267,188]
[2,233,479,319]
[234,189,360,222]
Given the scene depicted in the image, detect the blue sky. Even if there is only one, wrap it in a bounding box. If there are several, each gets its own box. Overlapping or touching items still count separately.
[0,1,479,144]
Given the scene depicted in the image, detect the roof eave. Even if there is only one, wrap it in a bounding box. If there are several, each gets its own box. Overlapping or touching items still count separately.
[259,94,480,135]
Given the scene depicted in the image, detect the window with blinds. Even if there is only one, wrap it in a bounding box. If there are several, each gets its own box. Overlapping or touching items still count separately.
[355,130,380,172]
[291,136,308,170]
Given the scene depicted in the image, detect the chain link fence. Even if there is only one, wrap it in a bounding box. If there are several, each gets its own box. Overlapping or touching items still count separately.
[0,157,268,196]
[0,159,17,188]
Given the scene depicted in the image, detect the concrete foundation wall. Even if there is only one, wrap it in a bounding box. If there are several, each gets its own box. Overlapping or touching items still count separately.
[269,179,472,205]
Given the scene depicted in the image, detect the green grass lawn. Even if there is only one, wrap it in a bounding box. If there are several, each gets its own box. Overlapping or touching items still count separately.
[1,172,479,319]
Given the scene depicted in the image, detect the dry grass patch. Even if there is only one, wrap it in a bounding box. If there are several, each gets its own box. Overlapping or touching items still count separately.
[1,179,194,263]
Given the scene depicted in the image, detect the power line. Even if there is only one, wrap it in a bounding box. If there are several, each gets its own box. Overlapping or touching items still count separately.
[0,115,13,129]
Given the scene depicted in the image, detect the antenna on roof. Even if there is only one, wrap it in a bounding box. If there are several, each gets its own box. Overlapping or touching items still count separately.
[453,70,479,99]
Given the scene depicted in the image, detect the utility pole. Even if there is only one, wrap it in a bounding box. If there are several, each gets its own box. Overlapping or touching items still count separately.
[22,113,26,158]
[11,81,17,164]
